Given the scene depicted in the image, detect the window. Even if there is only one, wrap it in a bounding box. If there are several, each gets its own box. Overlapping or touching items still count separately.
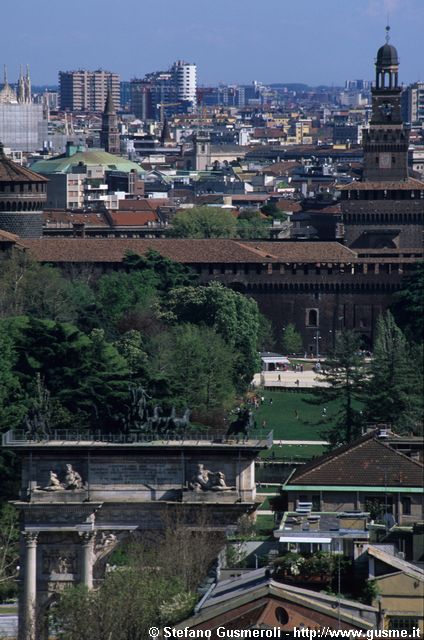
[306,309,318,327]
[402,497,411,516]
[275,607,289,625]
[312,495,321,511]
[389,618,418,635]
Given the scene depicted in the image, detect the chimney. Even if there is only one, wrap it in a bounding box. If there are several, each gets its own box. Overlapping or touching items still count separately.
[72,222,86,238]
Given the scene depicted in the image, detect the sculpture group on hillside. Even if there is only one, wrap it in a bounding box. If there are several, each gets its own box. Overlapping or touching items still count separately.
[123,386,191,437]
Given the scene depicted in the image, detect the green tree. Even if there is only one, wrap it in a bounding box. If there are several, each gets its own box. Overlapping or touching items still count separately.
[365,312,422,434]
[167,206,237,238]
[124,249,197,292]
[51,520,223,640]
[391,262,424,343]
[308,331,366,446]
[114,330,149,383]
[281,323,303,355]
[151,324,235,414]
[0,326,25,431]
[260,202,280,217]
[162,282,260,391]
[94,270,158,332]
[256,313,275,351]
[6,317,130,431]
[0,253,78,322]
[236,210,270,239]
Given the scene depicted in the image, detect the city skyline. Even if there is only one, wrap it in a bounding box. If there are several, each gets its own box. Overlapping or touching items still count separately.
[1,0,423,87]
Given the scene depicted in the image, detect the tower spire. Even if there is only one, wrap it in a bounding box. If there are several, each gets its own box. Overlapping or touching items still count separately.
[18,65,25,103]
[3,64,7,86]
[25,64,31,103]
[385,24,390,43]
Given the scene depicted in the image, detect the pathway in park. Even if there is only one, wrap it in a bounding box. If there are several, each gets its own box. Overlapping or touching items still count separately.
[273,439,329,446]
[253,371,329,388]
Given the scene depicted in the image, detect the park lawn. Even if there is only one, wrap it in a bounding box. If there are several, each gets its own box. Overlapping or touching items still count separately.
[255,514,277,536]
[258,497,272,510]
[259,444,326,461]
[253,390,362,441]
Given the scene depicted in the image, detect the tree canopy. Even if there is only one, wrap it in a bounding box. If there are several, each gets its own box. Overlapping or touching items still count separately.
[167,206,237,238]
[365,312,423,435]
[307,331,366,447]
[162,282,260,390]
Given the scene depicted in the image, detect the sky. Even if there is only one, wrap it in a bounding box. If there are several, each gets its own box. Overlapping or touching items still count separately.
[2,0,423,87]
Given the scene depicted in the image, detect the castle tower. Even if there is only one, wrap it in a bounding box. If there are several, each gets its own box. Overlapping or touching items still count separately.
[362,27,409,182]
[341,28,424,249]
[0,142,47,238]
[100,87,120,155]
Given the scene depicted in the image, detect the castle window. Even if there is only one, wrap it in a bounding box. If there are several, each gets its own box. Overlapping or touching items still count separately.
[306,309,318,327]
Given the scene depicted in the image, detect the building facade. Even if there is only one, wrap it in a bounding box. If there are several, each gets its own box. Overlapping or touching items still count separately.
[59,70,120,112]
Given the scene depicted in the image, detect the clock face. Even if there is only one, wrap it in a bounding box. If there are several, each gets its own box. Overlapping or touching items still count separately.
[379,153,392,169]
[379,101,393,118]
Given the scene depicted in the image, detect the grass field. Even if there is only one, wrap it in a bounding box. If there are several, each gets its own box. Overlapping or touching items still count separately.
[255,514,276,535]
[253,390,364,441]
[252,390,333,440]
[258,443,326,461]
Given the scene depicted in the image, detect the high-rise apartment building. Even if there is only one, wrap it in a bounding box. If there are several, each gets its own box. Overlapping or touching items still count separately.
[402,82,424,126]
[59,70,120,112]
[172,60,197,104]
[130,61,197,121]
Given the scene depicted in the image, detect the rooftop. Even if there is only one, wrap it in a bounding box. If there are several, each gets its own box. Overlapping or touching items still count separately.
[23,238,358,265]
[288,431,424,488]
[0,144,48,183]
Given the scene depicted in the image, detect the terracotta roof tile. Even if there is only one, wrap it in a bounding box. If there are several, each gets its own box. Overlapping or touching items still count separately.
[0,154,48,183]
[289,432,423,487]
[108,211,158,226]
[339,178,424,190]
[23,239,357,265]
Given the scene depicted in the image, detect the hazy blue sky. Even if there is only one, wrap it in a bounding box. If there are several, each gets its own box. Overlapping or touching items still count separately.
[2,0,423,86]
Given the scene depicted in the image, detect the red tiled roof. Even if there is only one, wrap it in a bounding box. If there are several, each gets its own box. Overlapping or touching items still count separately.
[108,211,158,226]
[275,200,302,212]
[289,432,423,487]
[0,154,48,183]
[43,211,108,226]
[244,241,356,262]
[339,178,424,190]
[23,238,358,265]
[0,229,21,242]
[119,198,172,211]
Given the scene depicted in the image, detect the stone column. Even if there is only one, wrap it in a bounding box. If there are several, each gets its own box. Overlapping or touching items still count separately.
[79,532,95,589]
[21,531,38,640]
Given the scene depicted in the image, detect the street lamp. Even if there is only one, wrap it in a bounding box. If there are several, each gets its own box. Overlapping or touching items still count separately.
[315,330,321,358]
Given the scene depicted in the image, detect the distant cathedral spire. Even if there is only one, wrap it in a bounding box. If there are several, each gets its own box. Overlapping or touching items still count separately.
[25,65,31,103]
[18,65,25,103]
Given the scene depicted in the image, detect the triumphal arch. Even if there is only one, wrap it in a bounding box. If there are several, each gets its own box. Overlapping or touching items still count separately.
[3,426,271,639]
